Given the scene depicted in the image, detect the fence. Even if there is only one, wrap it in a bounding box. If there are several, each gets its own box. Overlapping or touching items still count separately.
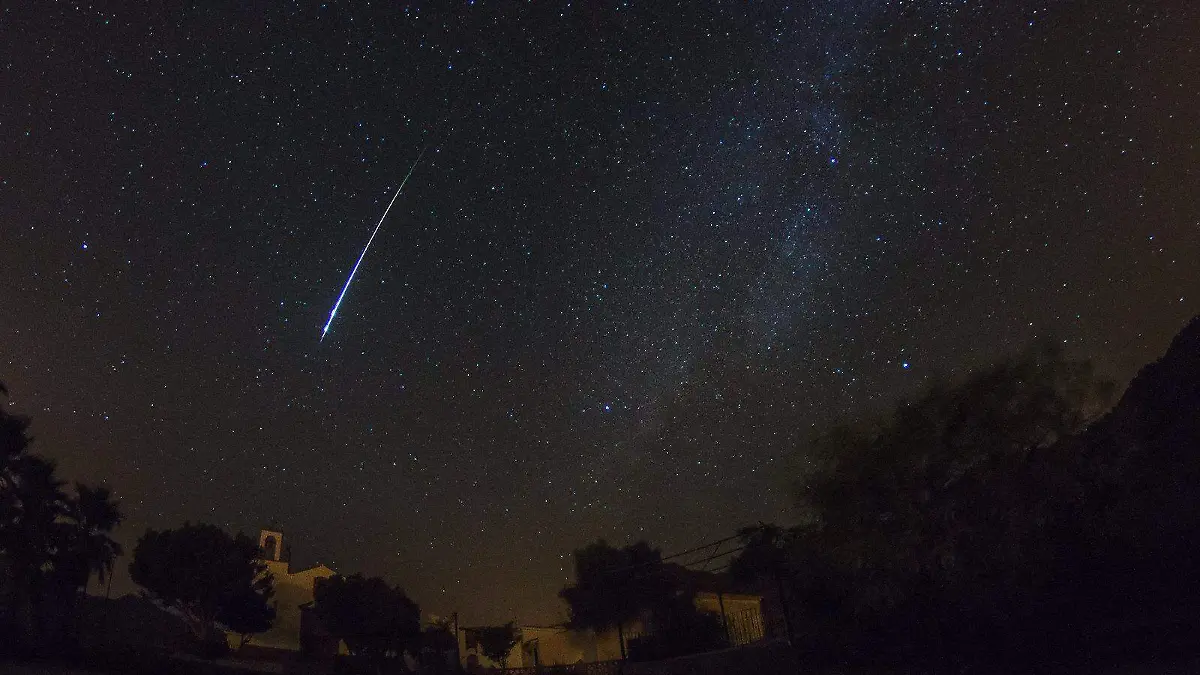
[497,639,796,675]
[724,606,765,646]
[620,605,767,653]
[500,661,623,675]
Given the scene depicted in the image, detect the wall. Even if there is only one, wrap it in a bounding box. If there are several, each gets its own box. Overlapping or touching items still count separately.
[502,640,798,675]
[694,592,764,646]
[227,561,336,651]
[464,592,765,668]
[518,626,593,666]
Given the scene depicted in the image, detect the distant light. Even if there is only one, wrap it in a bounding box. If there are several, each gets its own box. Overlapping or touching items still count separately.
[81,242,88,250]
[902,362,910,369]
[829,156,838,165]
[603,404,612,412]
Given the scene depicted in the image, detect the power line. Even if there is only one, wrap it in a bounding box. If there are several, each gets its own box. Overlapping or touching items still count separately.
[675,544,746,570]
[660,532,746,564]
[592,526,766,578]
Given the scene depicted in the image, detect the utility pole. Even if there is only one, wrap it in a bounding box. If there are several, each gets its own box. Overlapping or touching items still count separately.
[717,590,732,646]
[452,611,461,668]
[756,521,793,647]
[772,562,793,646]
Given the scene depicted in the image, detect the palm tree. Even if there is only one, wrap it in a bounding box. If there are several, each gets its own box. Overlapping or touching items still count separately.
[2,454,70,644]
[0,383,123,647]
[6,455,69,573]
[63,483,123,594]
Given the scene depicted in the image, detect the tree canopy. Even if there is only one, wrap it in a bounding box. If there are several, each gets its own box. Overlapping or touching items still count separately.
[792,344,1111,614]
[128,523,273,648]
[418,618,459,674]
[476,621,520,669]
[311,573,420,665]
[0,382,123,651]
[558,540,673,637]
[60,483,123,593]
[724,341,1200,669]
[218,583,276,649]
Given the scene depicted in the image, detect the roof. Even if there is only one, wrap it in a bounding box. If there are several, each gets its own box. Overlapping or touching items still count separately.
[289,562,336,576]
[661,563,759,596]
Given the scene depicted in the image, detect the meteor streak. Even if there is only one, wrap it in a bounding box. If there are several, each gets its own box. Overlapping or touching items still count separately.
[320,147,426,341]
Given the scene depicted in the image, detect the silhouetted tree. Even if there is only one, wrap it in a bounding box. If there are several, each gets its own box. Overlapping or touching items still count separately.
[311,573,420,668]
[0,455,69,649]
[1,384,68,648]
[626,597,727,662]
[218,583,276,650]
[777,343,1116,668]
[476,621,519,669]
[60,483,123,594]
[0,383,124,651]
[727,523,793,639]
[128,523,273,651]
[558,540,673,659]
[419,618,459,674]
[729,524,788,585]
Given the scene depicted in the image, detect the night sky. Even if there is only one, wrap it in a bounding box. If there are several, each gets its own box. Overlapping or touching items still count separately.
[2,1,1198,624]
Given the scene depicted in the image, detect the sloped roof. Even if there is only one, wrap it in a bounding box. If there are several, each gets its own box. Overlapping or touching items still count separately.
[289,562,336,577]
[661,563,759,596]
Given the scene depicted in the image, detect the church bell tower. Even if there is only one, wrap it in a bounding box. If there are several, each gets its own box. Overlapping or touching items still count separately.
[259,528,284,562]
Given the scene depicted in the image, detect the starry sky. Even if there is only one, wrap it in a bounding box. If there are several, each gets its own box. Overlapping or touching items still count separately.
[2,1,1198,624]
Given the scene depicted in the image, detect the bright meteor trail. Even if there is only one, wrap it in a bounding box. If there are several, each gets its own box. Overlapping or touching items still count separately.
[321,148,427,340]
